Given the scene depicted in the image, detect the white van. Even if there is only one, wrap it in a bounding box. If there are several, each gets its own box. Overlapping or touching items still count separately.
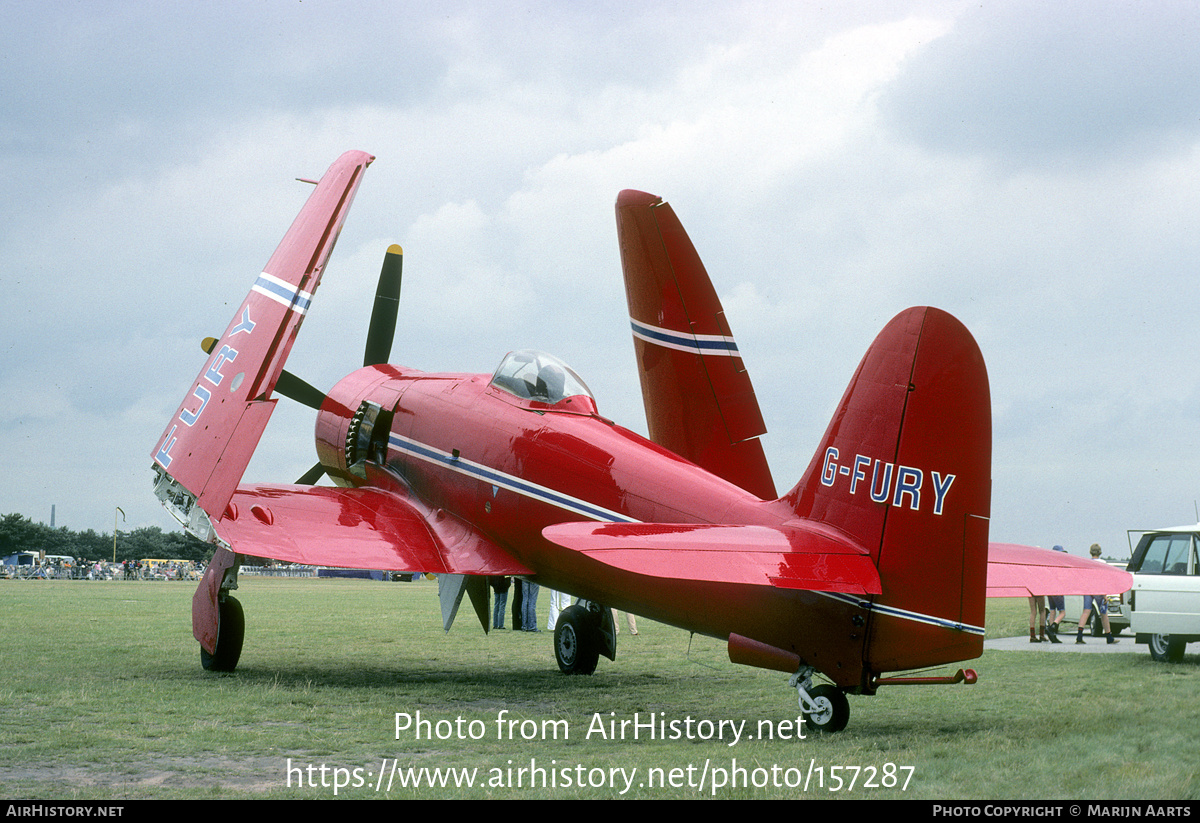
[1126,526,1200,662]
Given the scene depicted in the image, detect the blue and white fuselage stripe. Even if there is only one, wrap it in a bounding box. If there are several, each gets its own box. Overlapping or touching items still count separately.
[253,272,313,314]
[630,318,740,356]
[818,591,986,636]
[387,433,639,525]
[387,429,982,636]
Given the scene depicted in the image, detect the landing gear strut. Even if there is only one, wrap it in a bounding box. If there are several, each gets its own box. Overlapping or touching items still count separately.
[791,667,849,733]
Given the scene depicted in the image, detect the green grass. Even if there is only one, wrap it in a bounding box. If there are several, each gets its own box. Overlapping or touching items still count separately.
[1,579,1197,799]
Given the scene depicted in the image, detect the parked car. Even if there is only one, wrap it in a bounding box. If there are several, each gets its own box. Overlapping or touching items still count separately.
[1125,526,1200,662]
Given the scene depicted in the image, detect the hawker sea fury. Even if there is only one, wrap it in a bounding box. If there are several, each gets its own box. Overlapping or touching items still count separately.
[152,151,1131,732]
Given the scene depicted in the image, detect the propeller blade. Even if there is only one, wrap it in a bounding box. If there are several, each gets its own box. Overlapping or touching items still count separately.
[296,463,325,485]
[201,337,326,410]
[363,244,403,367]
[275,370,327,410]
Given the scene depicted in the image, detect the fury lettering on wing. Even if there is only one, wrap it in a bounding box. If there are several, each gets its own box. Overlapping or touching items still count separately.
[820,447,955,515]
[154,310,254,469]
[204,344,237,386]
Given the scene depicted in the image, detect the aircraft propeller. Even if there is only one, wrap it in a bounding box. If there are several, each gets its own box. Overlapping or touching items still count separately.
[363,244,403,368]
[200,338,327,411]
[201,245,404,484]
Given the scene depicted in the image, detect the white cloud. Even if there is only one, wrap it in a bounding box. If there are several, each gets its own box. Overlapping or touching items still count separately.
[4,1,1200,561]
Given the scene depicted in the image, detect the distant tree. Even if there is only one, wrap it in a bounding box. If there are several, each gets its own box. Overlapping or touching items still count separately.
[159,529,209,563]
[72,529,114,562]
[0,513,36,555]
[0,514,56,557]
[1,512,207,564]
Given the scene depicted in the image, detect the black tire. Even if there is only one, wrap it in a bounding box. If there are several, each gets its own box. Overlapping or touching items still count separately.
[201,596,245,672]
[1148,633,1185,663]
[554,605,600,675]
[1090,612,1103,637]
[803,684,850,734]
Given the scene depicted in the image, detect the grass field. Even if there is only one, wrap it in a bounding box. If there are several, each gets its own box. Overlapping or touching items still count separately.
[1,577,1197,799]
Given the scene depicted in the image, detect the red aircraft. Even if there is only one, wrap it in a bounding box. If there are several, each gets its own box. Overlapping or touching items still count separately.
[153,150,1130,733]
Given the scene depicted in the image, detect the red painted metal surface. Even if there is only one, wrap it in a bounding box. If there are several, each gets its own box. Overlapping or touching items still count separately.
[616,190,776,499]
[153,150,373,519]
[155,154,1132,699]
[986,543,1132,597]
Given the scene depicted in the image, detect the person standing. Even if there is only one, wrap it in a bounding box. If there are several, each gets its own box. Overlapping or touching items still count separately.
[512,577,524,631]
[521,579,540,632]
[490,576,510,630]
[611,608,639,636]
[1045,545,1067,643]
[546,589,572,631]
[1076,543,1120,645]
[1028,595,1047,643]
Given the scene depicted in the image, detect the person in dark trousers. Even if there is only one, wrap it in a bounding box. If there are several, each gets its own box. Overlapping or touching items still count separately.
[1045,545,1067,643]
[1076,543,1120,645]
[512,577,524,631]
[490,576,510,630]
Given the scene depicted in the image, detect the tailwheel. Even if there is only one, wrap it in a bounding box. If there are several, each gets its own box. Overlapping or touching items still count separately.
[201,595,244,672]
[803,684,850,734]
[554,605,600,675]
[791,667,850,733]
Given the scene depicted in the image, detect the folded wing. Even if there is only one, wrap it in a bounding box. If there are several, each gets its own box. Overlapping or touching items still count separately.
[986,543,1132,597]
[152,151,373,534]
[615,190,776,499]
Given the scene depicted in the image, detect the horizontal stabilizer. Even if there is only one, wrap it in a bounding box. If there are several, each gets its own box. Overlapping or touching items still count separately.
[543,521,880,596]
[986,543,1132,597]
[214,484,531,575]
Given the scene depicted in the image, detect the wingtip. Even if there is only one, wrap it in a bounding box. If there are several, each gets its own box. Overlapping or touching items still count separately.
[338,149,375,167]
[617,189,662,209]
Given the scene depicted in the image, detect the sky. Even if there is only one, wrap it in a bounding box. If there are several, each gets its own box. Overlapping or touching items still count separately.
[3,0,1199,560]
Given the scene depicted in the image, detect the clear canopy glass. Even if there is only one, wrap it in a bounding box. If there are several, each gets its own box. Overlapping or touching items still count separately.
[489,350,595,407]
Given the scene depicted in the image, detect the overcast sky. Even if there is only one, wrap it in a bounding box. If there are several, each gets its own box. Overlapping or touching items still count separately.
[3,1,1199,559]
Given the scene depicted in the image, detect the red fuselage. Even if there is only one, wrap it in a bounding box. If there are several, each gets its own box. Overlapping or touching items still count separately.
[314,362,880,689]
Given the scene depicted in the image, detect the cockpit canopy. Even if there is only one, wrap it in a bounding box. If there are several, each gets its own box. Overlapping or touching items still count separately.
[489,350,597,413]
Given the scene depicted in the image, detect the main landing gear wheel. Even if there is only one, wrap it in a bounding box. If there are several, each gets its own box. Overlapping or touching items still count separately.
[803,684,850,734]
[1148,633,1185,663]
[201,596,245,672]
[554,605,600,675]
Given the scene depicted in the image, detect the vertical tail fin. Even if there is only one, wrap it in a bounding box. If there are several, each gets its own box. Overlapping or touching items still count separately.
[786,307,991,672]
[615,189,776,499]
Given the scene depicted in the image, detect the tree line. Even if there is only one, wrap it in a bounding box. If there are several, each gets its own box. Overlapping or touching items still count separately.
[0,513,210,564]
